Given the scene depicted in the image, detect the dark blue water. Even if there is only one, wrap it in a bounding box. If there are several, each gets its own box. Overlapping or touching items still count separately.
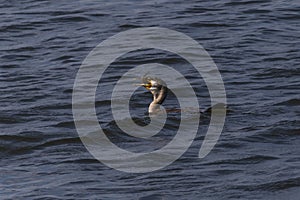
[1,0,299,199]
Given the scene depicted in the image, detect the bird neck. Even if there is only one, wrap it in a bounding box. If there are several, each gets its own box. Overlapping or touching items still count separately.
[149,102,161,113]
[152,86,167,104]
[149,86,168,113]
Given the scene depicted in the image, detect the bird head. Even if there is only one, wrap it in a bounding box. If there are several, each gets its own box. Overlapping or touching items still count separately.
[140,76,168,105]
[140,76,166,92]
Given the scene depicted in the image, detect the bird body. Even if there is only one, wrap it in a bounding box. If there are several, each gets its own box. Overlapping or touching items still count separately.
[140,76,227,115]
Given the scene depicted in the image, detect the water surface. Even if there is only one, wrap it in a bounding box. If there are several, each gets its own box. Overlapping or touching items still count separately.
[1,0,299,199]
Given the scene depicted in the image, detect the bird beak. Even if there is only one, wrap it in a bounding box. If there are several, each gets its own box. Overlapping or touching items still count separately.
[136,83,151,90]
